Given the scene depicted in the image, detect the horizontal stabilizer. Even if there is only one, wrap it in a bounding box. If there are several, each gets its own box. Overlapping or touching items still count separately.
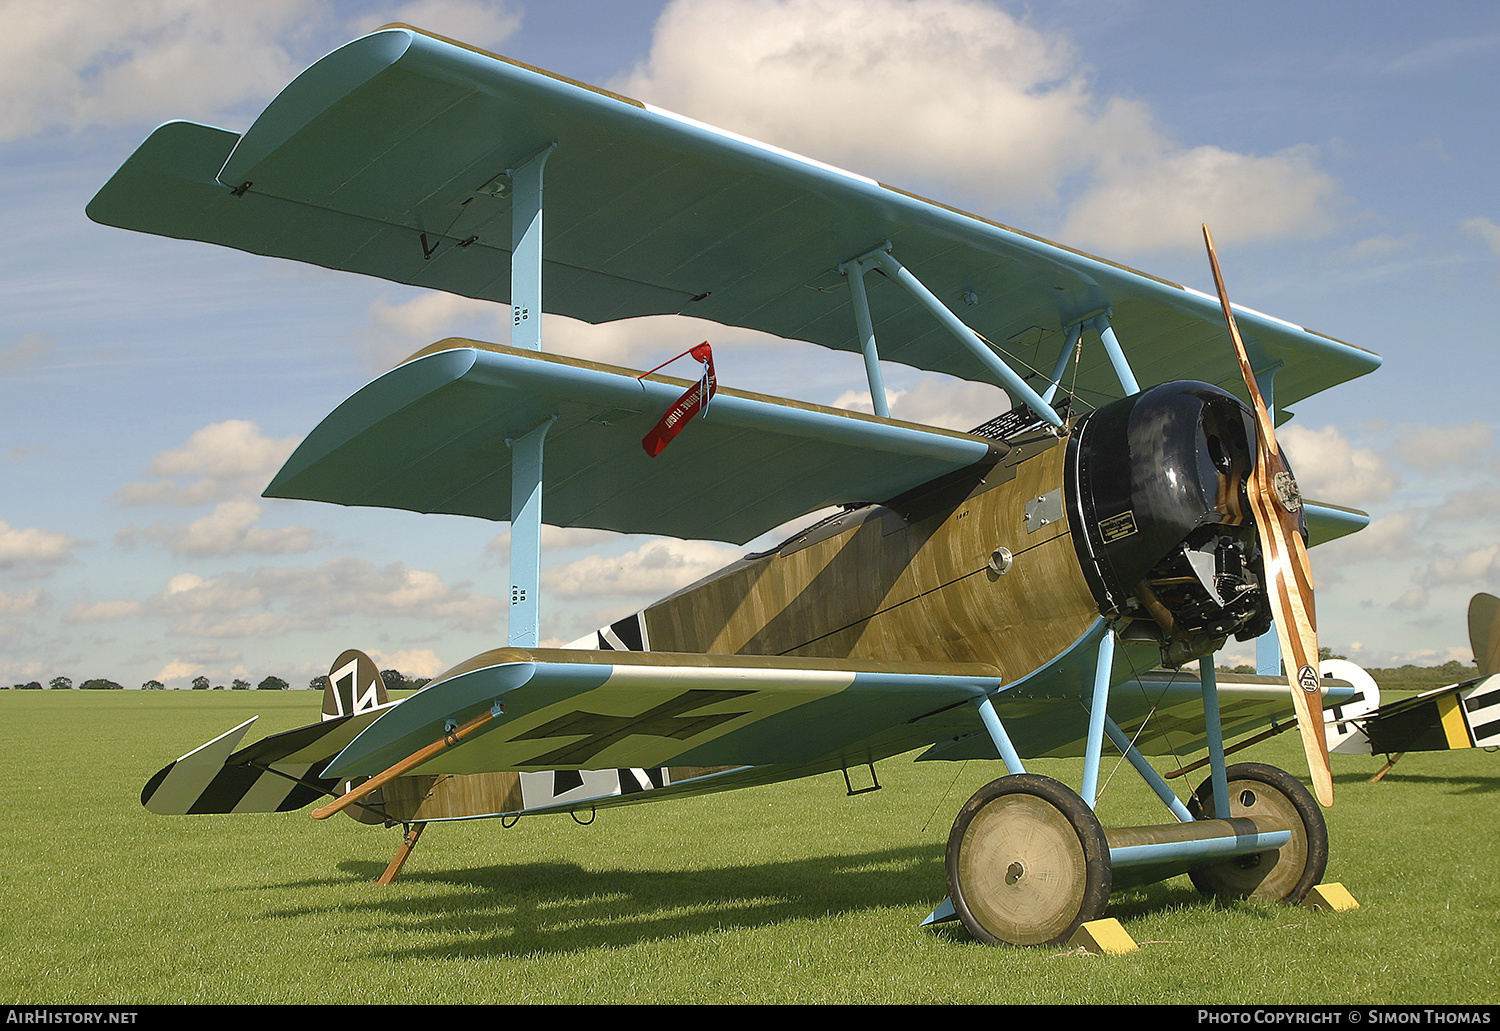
[265,341,995,543]
[141,718,259,815]
[140,704,396,815]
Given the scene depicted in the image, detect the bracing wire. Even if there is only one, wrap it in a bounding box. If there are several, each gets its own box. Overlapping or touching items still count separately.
[1087,637,1195,808]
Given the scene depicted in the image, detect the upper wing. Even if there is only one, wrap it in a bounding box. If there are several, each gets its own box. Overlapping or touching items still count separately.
[264,340,996,544]
[86,25,1378,413]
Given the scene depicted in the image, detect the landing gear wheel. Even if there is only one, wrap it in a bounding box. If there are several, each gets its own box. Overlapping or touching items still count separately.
[946,774,1112,947]
[1186,762,1328,903]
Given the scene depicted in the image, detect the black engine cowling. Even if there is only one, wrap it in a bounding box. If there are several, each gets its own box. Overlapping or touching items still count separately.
[1065,381,1298,667]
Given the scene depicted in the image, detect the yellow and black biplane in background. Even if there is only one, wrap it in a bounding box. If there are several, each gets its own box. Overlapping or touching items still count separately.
[1324,593,1500,781]
[93,26,1384,947]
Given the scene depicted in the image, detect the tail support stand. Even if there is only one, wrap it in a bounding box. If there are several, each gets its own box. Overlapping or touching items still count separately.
[377,822,427,886]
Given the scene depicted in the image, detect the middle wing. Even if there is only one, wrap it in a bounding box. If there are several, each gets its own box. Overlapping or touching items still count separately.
[264,340,997,544]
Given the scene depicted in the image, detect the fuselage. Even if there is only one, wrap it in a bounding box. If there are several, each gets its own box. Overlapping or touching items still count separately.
[589,380,1273,682]
[633,430,1097,684]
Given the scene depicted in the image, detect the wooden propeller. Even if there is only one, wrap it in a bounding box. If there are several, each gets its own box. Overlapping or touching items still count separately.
[1203,224,1334,807]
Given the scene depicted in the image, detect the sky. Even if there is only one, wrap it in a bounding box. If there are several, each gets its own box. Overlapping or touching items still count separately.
[2,0,1498,690]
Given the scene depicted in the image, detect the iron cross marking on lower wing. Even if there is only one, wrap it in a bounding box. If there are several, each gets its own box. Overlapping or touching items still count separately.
[514,689,756,767]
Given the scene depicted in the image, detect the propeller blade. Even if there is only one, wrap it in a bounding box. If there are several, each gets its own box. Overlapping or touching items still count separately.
[1468,593,1500,677]
[1203,224,1334,807]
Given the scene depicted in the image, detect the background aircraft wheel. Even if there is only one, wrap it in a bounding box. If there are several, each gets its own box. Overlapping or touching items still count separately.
[946,773,1111,947]
[1186,762,1328,903]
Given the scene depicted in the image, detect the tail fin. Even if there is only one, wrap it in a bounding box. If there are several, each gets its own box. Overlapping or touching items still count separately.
[322,649,392,825]
[1320,658,1381,754]
[1469,593,1500,677]
[322,649,388,721]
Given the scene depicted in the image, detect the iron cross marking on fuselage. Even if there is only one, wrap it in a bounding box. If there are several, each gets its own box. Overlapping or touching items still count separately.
[514,689,755,767]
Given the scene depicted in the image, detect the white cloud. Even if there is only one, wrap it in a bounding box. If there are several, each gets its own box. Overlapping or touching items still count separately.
[168,610,316,640]
[119,500,324,557]
[362,291,511,370]
[118,420,300,507]
[620,0,1100,207]
[1391,420,1495,469]
[0,0,320,140]
[1425,487,1500,527]
[1060,143,1339,254]
[153,572,266,615]
[1418,545,1500,590]
[1464,216,1500,255]
[360,297,779,374]
[0,332,55,373]
[366,647,448,679]
[543,312,802,374]
[488,525,629,554]
[834,375,1010,430]
[154,659,205,684]
[0,1,522,141]
[1391,586,1428,613]
[0,520,80,573]
[64,599,144,623]
[0,587,46,616]
[619,0,1340,254]
[148,559,502,635]
[543,538,741,599]
[1279,423,1399,506]
[1340,235,1415,263]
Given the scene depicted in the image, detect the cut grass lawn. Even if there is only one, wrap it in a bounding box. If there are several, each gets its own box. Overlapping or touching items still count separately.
[2,689,1496,1005]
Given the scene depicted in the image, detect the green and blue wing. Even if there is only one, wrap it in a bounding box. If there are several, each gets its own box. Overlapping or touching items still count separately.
[87,25,1379,413]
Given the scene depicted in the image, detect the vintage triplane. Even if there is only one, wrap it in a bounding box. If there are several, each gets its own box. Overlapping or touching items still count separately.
[92,25,1382,946]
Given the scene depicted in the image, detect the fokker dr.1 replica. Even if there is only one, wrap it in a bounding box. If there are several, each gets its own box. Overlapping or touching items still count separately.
[1324,593,1500,781]
[92,26,1382,946]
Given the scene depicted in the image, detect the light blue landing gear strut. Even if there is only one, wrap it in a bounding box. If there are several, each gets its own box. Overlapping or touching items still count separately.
[924,626,1328,946]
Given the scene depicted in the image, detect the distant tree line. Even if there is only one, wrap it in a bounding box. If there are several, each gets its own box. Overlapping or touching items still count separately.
[1217,647,1480,692]
[11,670,432,690]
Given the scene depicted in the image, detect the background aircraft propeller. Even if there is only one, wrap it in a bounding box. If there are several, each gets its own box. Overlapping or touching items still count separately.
[1203,224,1335,808]
[1469,592,1500,677]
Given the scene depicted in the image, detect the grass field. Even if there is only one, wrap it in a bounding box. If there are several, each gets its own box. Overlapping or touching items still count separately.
[2,689,1496,1006]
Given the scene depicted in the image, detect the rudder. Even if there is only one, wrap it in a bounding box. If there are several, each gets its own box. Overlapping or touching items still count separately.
[323,648,388,721]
